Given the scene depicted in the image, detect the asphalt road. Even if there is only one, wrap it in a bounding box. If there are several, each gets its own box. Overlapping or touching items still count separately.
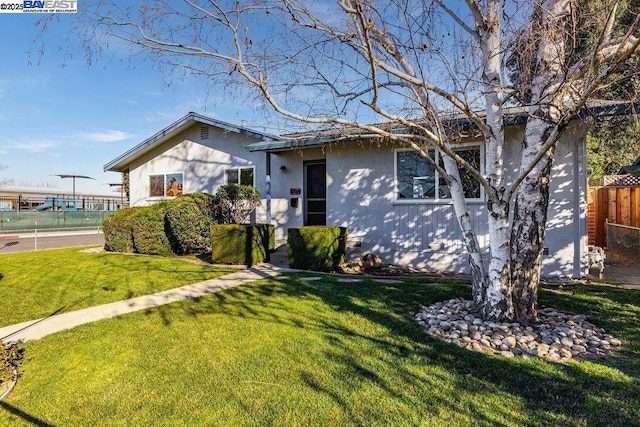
[0,231,104,254]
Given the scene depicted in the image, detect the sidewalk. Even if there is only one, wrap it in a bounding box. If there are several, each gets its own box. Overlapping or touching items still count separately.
[0,265,287,344]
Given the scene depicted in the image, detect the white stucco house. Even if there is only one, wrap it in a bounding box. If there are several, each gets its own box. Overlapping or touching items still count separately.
[105,107,631,277]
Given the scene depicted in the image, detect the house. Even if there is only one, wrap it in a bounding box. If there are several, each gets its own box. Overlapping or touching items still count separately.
[106,107,637,278]
[620,157,640,176]
[103,112,279,221]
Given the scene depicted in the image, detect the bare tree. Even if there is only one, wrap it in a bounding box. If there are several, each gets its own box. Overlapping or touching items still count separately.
[57,0,640,323]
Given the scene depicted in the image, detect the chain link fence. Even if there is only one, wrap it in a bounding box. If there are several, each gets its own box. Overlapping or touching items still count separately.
[0,211,113,232]
[606,221,640,258]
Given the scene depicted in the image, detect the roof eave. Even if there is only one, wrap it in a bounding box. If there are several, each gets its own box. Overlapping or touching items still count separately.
[246,100,640,153]
[104,112,279,172]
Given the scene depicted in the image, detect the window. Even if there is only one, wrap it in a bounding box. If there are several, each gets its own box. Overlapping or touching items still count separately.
[226,167,255,186]
[396,147,481,200]
[149,173,184,198]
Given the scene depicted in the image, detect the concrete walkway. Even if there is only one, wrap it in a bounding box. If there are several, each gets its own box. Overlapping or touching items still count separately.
[0,265,286,344]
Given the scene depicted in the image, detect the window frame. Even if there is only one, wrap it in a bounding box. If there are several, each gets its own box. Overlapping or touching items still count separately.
[394,144,484,203]
[148,172,184,199]
[225,166,256,187]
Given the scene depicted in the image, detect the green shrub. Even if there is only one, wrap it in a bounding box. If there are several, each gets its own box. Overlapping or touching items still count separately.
[210,224,274,266]
[212,184,262,224]
[165,193,216,254]
[102,207,139,253]
[287,226,347,271]
[130,202,172,256]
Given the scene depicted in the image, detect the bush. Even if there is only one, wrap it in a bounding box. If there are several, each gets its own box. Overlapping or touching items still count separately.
[287,226,347,271]
[210,224,274,266]
[102,207,139,253]
[130,202,172,256]
[212,184,262,224]
[165,193,216,254]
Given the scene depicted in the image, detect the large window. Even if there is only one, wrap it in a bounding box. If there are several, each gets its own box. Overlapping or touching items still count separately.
[149,173,184,198]
[396,147,481,200]
[226,167,255,186]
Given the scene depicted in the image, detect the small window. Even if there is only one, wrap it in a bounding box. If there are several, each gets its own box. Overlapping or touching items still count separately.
[396,147,481,201]
[226,167,255,186]
[149,173,184,198]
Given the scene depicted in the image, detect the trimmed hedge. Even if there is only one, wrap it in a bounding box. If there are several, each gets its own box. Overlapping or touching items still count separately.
[102,192,268,260]
[130,202,173,256]
[287,226,347,271]
[210,224,274,267]
[165,193,216,254]
[102,207,139,253]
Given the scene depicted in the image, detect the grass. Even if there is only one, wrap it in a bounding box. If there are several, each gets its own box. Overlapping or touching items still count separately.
[0,253,639,426]
[0,247,236,327]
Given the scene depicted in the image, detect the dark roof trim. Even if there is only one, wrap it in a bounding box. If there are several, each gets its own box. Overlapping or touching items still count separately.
[246,101,640,153]
[104,112,279,172]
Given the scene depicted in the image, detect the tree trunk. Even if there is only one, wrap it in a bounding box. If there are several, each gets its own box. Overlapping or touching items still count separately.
[481,195,513,321]
[509,118,557,324]
[441,155,487,294]
[473,0,513,321]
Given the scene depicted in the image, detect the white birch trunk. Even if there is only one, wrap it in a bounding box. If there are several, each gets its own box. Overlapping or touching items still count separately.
[509,0,571,323]
[510,119,557,324]
[440,155,487,291]
[473,0,513,320]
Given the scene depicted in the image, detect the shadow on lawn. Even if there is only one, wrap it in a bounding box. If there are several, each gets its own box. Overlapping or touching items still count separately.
[0,401,55,427]
[166,274,640,425]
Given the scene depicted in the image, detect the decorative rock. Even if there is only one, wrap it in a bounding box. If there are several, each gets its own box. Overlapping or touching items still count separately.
[415,299,621,363]
[560,337,574,347]
[502,336,517,348]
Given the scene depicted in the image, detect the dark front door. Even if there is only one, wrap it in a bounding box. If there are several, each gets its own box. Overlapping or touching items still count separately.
[304,161,326,225]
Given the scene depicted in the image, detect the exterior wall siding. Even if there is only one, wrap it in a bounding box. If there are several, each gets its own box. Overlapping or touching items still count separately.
[269,124,587,278]
[127,124,270,222]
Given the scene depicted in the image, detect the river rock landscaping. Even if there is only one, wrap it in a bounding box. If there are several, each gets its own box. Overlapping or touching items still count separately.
[415,298,622,362]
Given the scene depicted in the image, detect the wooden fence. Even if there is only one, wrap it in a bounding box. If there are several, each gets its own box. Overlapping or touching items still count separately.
[588,184,640,247]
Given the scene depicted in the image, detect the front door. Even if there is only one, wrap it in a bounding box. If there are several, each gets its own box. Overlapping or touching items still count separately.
[304,161,326,225]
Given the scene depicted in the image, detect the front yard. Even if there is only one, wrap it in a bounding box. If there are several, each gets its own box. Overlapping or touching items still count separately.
[1,248,639,425]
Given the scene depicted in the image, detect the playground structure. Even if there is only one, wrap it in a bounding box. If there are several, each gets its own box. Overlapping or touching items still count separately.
[35,197,80,211]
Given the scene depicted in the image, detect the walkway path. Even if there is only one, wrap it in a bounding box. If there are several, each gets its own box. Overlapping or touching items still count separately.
[0,265,286,344]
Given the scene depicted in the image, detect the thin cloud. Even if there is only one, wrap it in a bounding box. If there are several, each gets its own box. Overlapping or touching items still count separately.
[7,138,59,153]
[82,130,131,143]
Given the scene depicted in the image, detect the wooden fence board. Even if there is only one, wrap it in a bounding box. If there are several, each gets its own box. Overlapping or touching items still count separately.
[620,187,631,226]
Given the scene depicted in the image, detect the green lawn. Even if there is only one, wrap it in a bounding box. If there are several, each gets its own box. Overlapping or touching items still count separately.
[0,252,639,426]
[0,247,236,326]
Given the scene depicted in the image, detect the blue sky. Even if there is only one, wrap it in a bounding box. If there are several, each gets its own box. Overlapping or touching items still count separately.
[0,9,267,196]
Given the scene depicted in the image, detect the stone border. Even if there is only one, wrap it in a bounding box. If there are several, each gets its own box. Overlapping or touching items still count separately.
[0,365,18,401]
[416,298,622,363]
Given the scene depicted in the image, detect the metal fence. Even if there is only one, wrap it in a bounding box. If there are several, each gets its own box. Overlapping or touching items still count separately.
[606,221,640,258]
[0,211,114,232]
[0,195,126,212]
